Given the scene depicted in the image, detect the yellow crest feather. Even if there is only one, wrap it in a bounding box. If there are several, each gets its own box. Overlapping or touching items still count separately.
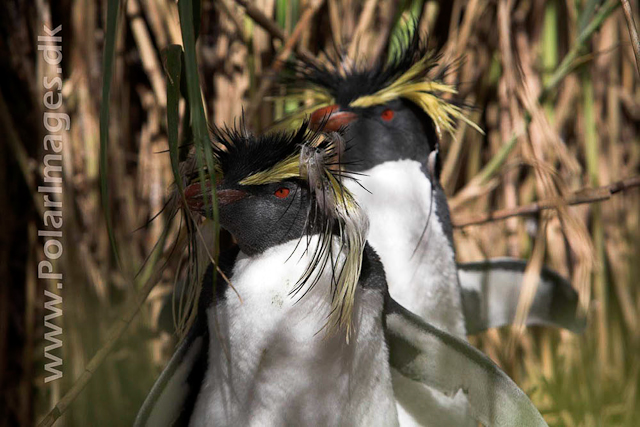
[240,154,300,185]
[349,56,484,137]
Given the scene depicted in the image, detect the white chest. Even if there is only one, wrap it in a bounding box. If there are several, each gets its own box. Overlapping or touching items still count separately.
[190,237,397,426]
[346,160,466,337]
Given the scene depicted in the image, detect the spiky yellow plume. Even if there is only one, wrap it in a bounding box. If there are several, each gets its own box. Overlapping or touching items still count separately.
[297,133,368,341]
[349,55,484,137]
[239,154,300,185]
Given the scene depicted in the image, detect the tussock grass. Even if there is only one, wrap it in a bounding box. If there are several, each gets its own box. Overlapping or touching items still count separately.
[1,0,637,425]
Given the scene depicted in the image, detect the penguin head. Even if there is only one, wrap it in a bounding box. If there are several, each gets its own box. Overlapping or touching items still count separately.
[309,99,440,174]
[181,121,368,337]
[185,164,312,256]
[278,31,481,179]
[183,122,348,255]
[189,179,311,255]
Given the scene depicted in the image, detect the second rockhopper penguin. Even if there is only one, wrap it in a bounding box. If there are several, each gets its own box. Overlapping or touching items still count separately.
[277,31,580,426]
[136,122,398,426]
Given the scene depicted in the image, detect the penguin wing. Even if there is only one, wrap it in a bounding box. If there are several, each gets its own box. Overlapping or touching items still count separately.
[457,258,585,334]
[384,297,548,427]
[134,323,208,427]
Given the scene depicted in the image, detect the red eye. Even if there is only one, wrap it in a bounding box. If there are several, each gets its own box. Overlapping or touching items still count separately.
[274,187,290,199]
[381,109,394,121]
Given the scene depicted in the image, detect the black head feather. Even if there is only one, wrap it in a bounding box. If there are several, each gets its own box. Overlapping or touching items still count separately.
[280,27,444,106]
[210,119,316,185]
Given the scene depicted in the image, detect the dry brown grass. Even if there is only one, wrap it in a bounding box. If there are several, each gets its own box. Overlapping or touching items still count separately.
[1,0,639,426]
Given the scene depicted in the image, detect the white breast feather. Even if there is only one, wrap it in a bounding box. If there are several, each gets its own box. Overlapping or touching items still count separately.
[190,236,398,427]
[346,160,466,337]
[346,160,474,427]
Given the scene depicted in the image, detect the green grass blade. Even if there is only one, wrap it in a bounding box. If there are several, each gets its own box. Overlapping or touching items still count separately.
[276,0,300,117]
[192,0,202,42]
[177,0,218,222]
[162,45,184,191]
[388,0,424,60]
[178,0,207,139]
[578,0,599,33]
[99,0,122,269]
[541,0,619,102]
[177,0,220,312]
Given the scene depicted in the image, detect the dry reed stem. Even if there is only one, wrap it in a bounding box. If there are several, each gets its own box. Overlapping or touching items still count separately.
[452,176,640,227]
[507,218,547,358]
[327,0,343,48]
[236,0,286,40]
[369,1,400,62]
[439,0,485,191]
[126,0,167,107]
[605,237,639,337]
[347,0,378,59]
[234,0,319,65]
[0,92,44,219]
[441,0,482,71]
[497,0,522,257]
[246,0,326,124]
[139,0,169,48]
[215,0,249,44]
[620,0,640,75]
[448,0,620,213]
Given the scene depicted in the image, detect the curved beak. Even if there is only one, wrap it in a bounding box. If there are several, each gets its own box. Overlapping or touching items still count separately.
[309,104,357,132]
[184,182,247,212]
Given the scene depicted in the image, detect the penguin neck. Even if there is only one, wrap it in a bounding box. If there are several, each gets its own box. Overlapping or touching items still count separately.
[193,236,394,425]
[222,236,351,338]
[346,159,467,338]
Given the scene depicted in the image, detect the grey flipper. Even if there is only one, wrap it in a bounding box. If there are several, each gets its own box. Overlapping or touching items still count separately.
[385,297,548,427]
[134,323,207,427]
[458,258,585,335]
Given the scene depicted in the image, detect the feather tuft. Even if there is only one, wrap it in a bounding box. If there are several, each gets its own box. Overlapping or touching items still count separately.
[276,28,483,137]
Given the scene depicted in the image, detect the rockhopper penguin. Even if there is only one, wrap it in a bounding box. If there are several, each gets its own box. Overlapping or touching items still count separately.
[277,31,580,426]
[136,121,398,426]
[278,31,583,337]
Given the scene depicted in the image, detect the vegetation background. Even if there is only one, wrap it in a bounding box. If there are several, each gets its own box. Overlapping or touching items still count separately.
[1,0,639,426]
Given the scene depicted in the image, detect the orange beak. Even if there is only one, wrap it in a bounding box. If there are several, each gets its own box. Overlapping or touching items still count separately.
[184,182,247,212]
[309,104,358,132]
